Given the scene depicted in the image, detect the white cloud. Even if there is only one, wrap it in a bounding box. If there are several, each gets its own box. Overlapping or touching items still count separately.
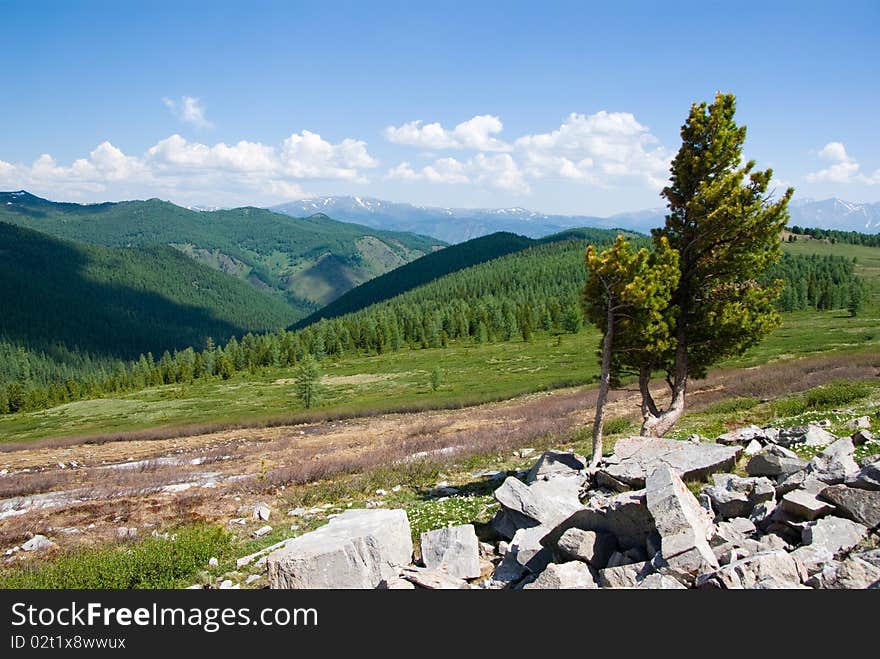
[515,111,670,188]
[384,115,511,152]
[386,110,671,191]
[163,96,213,129]
[385,154,527,192]
[0,131,379,205]
[806,141,877,184]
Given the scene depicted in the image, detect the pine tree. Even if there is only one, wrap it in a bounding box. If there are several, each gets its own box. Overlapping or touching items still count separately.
[583,235,679,465]
[639,92,793,436]
[294,354,323,409]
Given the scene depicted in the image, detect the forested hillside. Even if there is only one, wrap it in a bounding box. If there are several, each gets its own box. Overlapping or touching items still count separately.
[0,221,299,391]
[0,191,444,309]
[295,227,640,327]
[1,231,867,416]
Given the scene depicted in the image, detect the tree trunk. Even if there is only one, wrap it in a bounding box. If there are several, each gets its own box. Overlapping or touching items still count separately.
[590,301,615,467]
[639,340,688,437]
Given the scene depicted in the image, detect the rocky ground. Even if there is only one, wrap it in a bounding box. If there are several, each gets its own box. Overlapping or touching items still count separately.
[263,418,880,589]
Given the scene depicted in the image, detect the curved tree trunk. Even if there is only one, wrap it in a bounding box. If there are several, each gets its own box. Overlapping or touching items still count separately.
[639,342,688,437]
[590,301,615,467]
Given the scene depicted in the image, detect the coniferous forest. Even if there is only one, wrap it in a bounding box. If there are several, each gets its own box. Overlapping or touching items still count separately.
[0,223,865,415]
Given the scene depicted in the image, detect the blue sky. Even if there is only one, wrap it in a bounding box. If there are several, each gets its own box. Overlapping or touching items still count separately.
[1,0,878,215]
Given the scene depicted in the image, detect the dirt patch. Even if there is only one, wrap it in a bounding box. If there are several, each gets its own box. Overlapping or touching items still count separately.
[1,352,878,554]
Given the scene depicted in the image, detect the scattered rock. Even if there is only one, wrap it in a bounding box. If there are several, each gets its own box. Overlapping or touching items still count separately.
[645,465,718,584]
[806,438,859,484]
[807,556,880,589]
[703,473,775,519]
[522,561,598,589]
[420,524,481,580]
[555,528,616,569]
[637,573,687,589]
[21,535,55,552]
[267,509,413,589]
[744,439,764,457]
[597,561,653,588]
[716,425,768,445]
[400,566,469,590]
[526,451,586,483]
[492,475,583,540]
[781,489,836,521]
[253,525,272,538]
[253,503,271,521]
[847,459,880,491]
[746,445,807,477]
[698,550,807,589]
[509,526,553,574]
[599,437,740,488]
[791,516,869,574]
[819,485,880,529]
[208,557,218,567]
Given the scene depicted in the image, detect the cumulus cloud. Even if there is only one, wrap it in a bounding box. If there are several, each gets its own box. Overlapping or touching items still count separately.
[386,110,670,192]
[0,131,378,205]
[163,96,213,129]
[805,141,877,184]
[384,115,511,152]
[385,153,527,192]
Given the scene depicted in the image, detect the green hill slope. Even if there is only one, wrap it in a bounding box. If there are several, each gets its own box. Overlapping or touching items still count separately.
[0,191,444,309]
[0,221,300,364]
[294,227,637,328]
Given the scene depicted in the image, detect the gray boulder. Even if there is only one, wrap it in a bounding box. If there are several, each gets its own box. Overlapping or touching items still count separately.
[556,528,616,568]
[847,459,880,491]
[526,451,586,483]
[21,535,56,552]
[746,445,807,477]
[522,561,598,589]
[703,473,775,519]
[716,425,766,445]
[781,485,836,521]
[697,550,807,589]
[645,465,718,584]
[807,556,880,589]
[597,561,653,588]
[267,509,412,589]
[400,566,469,590]
[509,525,553,574]
[420,524,481,580]
[791,516,869,575]
[492,475,583,539]
[806,438,859,484]
[637,573,687,589]
[543,489,655,550]
[778,424,836,448]
[819,485,880,529]
[599,437,740,488]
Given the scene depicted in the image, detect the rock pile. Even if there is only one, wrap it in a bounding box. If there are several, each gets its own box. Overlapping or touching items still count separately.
[265,420,880,589]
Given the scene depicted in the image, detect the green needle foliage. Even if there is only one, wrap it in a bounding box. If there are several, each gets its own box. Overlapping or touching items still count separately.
[638,92,794,436]
[583,235,679,462]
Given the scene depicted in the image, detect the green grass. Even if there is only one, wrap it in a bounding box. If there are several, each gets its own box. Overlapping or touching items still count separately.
[1,239,878,446]
[0,525,232,589]
[701,397,761,415]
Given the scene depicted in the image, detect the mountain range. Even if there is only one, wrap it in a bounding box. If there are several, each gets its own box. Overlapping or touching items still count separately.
[272,195,880,243]
[0,191,444,314]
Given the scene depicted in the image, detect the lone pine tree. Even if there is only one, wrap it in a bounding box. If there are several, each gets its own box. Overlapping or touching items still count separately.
[637,92,793,436]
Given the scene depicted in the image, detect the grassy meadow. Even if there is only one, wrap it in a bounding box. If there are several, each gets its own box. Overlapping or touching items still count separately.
[0,237,878,445]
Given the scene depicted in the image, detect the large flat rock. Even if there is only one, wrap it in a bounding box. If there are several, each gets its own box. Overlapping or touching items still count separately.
[267,509,413,589]
[600,437,741,488]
